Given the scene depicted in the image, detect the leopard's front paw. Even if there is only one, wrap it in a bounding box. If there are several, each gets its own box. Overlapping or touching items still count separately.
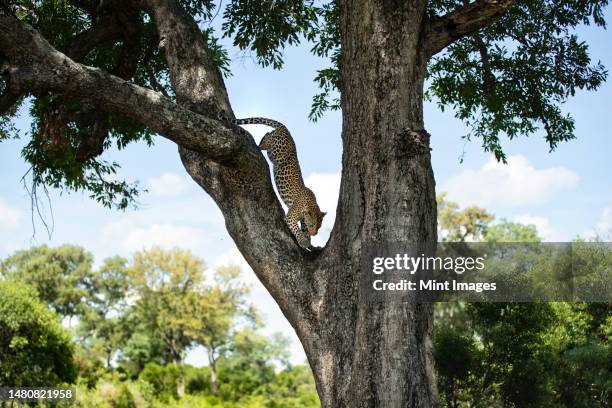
[296,235,312,250]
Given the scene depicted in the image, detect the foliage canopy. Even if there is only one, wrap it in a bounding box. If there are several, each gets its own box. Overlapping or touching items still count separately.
[0,0,607,207]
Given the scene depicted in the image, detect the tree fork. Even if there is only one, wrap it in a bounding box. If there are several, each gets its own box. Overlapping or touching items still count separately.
[0,0,520,405]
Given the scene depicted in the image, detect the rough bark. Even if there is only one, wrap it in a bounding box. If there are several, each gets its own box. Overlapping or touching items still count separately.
[0,15,245,161]
[300,1,439,406]
[0,1,514,406]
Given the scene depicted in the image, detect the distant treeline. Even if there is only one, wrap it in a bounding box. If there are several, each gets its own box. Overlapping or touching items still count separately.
[0,246,319,407]
[0,195,610,407]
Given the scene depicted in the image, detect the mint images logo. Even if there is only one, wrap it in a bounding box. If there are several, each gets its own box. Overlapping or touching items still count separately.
[360,242,612,303]
[371,253,495,295]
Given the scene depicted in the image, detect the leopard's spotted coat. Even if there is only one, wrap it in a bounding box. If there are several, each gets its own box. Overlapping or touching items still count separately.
[234,117,326,249]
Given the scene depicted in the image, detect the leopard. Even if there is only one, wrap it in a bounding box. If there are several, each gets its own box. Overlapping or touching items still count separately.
[233,117,326,250]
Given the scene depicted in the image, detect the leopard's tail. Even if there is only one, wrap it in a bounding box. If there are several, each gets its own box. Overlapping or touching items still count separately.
[232,117,289,151]
[232,117,286,130]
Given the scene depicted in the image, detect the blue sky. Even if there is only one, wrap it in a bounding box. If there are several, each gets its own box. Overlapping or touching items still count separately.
[0,8,611,364]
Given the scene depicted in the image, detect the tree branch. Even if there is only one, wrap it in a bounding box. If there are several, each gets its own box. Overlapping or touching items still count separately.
[0,14,245,162]
[63,16,122,61]
[0,5,321,339]
[139,0,231,114]
[143,39,170,97]
[137,0,322,337]
[67,0,98,15]
[423,0,513,58]
[0,88,20,115]
[0,66,21,115]
[71,7,144,162]
[57,12,139,162]
[473,34,496,96]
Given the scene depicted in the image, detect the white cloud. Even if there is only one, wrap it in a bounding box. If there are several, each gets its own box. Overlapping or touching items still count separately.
[213,247,256,284]
[441,155,579,208]
[304,173,341,246]
[580,207,612,240]
[513,214,560,241]
[147,172,192,197]
[0,200,29,255]
[595,208,612,233]
[102,222,207,253]
[0,199,21,230]
[584,207,612,239]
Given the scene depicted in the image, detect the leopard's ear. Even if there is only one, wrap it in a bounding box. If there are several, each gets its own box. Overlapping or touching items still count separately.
[320,211,327,219]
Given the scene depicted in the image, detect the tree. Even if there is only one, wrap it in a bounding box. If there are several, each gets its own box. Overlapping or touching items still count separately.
[433,326,479,408]
[0,244,95,319]
[128,247,206,397]
[432,200,611,407]
[120,330,165,378]
[544,302,612,408]
[0,1,607,405]
[77,256,130,368]
[0,280,77,387]
[485,220,541,243]
[127,250,259,397]
[438,193,494,242]
[193,265,256,395]
[218,328,292,401]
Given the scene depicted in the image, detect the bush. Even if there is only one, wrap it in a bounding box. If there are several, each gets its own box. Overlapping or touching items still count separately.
[0,280,77,386]
[74,381,141,408]
[184,365,212,394]
[139,362,180,401]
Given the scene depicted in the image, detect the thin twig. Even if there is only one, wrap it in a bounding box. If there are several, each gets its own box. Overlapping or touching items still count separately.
[20,167,54,241]
[207,0,223,26]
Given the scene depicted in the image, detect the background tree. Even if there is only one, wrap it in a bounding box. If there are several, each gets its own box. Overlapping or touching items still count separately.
[486,220,541,243]
[437,193,494,242]
[0,0,608,405]
[217,328,292,401]
[0,246,320,407]
[128,247,205,397]
[432,196,611,408]
[0,244,95,320]
[0,280,77,388]
[193,265,257,395]
[433,326,479,408]
[435,300,611,408]
[77,256,130,368]
[543,302,611,408]
[119,330,166,379]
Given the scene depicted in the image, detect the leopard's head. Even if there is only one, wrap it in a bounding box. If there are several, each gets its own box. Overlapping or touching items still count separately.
[304,208,326,236]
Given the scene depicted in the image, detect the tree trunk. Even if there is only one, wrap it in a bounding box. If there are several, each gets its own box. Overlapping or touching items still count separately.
[176,361,185,399]
[300,1,439,406]
[3,0,518,405]
[208,349,219,395]
[172,349,185,398]
[105,346,112,369]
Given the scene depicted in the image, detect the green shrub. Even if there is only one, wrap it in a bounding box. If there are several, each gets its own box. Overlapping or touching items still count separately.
[139,362,180,401]
[184,366,212,394]
[0,280,77,386]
